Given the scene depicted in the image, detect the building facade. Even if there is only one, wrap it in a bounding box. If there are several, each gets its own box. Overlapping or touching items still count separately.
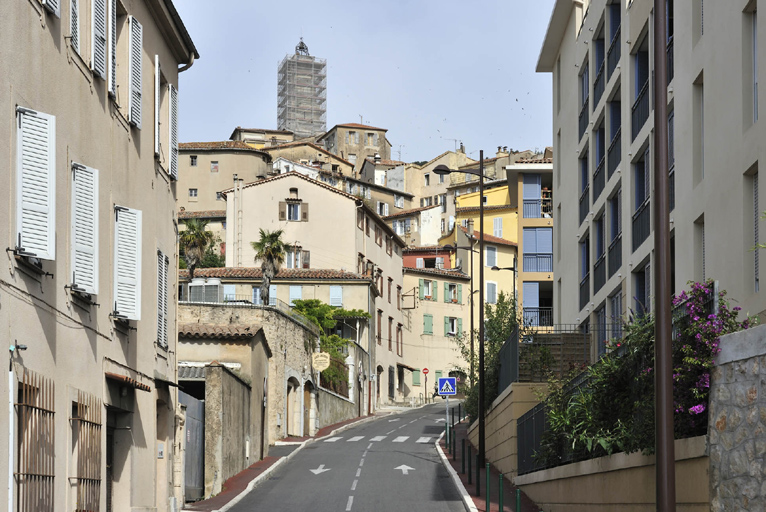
[1,0,197,510]
[317,123,391,169]
[277,39,327,138]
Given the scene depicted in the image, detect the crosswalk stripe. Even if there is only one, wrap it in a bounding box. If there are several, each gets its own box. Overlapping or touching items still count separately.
[392,436,409,443]
[416,437,431,443]
[370,436,387,442]
[324,437,342,443]
[347,436,364,442]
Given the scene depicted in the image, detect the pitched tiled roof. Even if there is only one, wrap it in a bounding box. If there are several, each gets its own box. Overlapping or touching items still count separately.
[403,267,471,280]
[383,205,439,220]
[365,157,405,166]
[260,141,355,167]
[456,204,514,214]
[458,226,517,247]
[334,123,387,132]
[403,246,451,253]
[178,210,226,220]
[178,324,259,340]
[179,141,270,156]
[515,157,553,164]
[180,267,371,281]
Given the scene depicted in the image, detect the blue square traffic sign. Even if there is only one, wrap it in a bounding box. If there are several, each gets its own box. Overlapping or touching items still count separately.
[437,377,457,396]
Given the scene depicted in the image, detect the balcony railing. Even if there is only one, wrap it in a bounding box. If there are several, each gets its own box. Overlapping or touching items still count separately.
[593,63,606,107]
[523,307,554,327]
[607,128,621,180]
[579,184,590,226]
[632,199,651,252]
[593,254,607,293]
[667,36,674,84]
[669,166,675,212]
[631,81,650,142]
[608,234,622,278]
[523,254,554,273]
[523,199,540,218]
[579,274,590,311]
[593,156,606,201]
[579,97,590,141]
[607,27,621,80]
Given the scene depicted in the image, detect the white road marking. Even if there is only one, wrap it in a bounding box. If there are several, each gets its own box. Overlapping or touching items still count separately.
[347,436,364,442]
[363,451,368,457]
[371,436,387,442]
[388,418,401,423]
[346,496,353,511]
[356,468,361,477]
[351,479,358,491]
[416,437,431,443]
[386,430,396,435]
[309,464,331,475]
[409,420,417,424]
[324,437,342,442]
[367,443,373,449]
[359,458,365,467]
[395,464,415,475]
[393,436,409,443]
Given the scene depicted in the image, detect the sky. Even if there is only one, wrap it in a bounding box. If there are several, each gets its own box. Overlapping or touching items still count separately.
[174,0,556,163]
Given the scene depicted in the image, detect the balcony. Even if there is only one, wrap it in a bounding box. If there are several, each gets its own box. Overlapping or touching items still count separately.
[524,254,554,273]
[608,234,622,278]
[607,128,621,180]
[667,37,674,84]
[594,64,606,107]
[632,199,651,251]
[607,27,621,80]
[523,195,554,219]
[579,97,590,141]
[631,81,650,142]
[593,254,606,293]
[593,156,606,201]
[579,273,590,311]
[579,184,590,226]
[523,307,554,327]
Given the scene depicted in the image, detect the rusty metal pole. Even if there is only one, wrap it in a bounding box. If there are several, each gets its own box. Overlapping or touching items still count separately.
[653,1,676,511]
[478,150,486,467]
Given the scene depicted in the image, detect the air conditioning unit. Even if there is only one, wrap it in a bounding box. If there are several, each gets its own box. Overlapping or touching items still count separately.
[188,278,222,303]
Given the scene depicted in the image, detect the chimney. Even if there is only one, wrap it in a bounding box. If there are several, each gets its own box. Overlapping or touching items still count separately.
[374,152,381,164]
[459,142,465,154]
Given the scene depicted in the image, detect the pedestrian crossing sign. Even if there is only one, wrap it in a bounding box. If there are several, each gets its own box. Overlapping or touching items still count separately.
[437,377,457,396]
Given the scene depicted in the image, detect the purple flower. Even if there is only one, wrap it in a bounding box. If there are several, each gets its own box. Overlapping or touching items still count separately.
[689,404,706,415]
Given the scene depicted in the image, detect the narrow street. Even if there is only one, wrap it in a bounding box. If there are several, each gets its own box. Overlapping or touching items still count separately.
[231,404,465,512]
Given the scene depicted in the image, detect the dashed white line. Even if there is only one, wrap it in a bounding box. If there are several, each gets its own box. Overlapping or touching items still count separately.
[324,437,342,443]
[359,458,365,467]
[367,443,373,449]
[346,496,354,511]
[347,436,364,442]
[416,437,431,443]
[356,468,361,477]
[386,430,396,435]
[362,451,368,457]
[351,479,358,491]
[409,420,417,424]
[393,436,409,443]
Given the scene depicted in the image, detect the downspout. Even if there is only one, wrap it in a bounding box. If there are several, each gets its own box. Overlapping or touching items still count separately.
[8,369,13,512]
[368,286,374,415]
[178,53,195,73]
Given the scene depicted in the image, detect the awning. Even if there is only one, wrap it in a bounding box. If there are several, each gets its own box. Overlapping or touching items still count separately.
[105,372,152,392]
[396,362,418,372]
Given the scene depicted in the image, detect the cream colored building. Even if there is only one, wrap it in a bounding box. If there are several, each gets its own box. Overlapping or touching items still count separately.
[261,140,355,176]
[384,205,442,247]
[230,126,295,148]
[1,0,197,510]
[538,0,766,360]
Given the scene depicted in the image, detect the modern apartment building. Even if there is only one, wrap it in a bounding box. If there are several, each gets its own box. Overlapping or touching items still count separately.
[1,0,197,510]
[277,39,327,138]
[538,0,766,360]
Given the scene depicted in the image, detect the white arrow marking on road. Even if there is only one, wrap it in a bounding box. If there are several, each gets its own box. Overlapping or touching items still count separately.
[435,418,446,423]
[395,465,415,475]
[310,464,331,475]
[324,437,342,442]
[347,436,364,442]
[393,436,409,443]
[388,418,401,423]
[416,437,431,443]
[370,436,387,442]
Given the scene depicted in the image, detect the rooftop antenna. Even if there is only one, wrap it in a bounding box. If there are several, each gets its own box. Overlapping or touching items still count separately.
[396,145,405,161]
[443,137,460,151]
[359,115,364,125]
[296,37,310,56]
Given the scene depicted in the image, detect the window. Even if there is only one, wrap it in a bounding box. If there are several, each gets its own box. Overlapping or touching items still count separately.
[397,286,402,310]
[157,250,169,347]
[375,225,383,246]
[190,155,197,166]
[423,314,434,334]
[377,201,389,216]
[580,62,589,106]
[580,235,590,280]
[580,152,589,194]
[285,248,298,269]
[441,194,447,213]
[485,246,497,267]
[347,131,359,144]
[595,215,605,259]
[71,163,99,294]
[367,133,376,146]
[349,154,357,165]
[269,284,277,306]
[377,309,383,344]
[635,263,651,316]
[287,203,300,221]
[424,174,430,186]
[70,391,102,512]
[610,191,622,241]
[388,278,392,303]
[210,161,219,173]
[397,324,403,356]
[127,15,143,128]
[446,283,460,303]
[189,188,197,198]
[16,107,56,260]
[394,195,404,208]
[252,286,262,305]
[113,206,142,320]
[330,285,343,307]
[365,216,370,236]
[523,228,553,272]
[610,290,623,340]
[422,279,433,299]
[289,285,302,306]
[216,192,223,201]
[486,282,497,304]
[388,317,393,350]
[445,317,462,336]
[386,236,392,256]
[439,173,445,184]
[493,217,503,238]
[634,147,650,209]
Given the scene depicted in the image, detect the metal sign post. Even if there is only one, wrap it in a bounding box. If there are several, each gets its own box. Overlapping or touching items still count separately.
[438,376,457,448]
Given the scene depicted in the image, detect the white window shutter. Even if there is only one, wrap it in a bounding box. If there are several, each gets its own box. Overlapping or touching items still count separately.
[108,0,117,96]
[91,0,107,79]
[157,250,169,348]
[269,284,277,306]
[113,206,142,320]
[70,0,79,53]
[169,84,178,179]
[416,258,424,268]
[128,16,143,129]
[384,203,389,216]
[16,107,56,260]
[43,0,60,18]
[154,56,160,156]
[71,163,99,294]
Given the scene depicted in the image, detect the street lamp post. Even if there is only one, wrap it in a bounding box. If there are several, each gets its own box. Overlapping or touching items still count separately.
[434,149,487,465]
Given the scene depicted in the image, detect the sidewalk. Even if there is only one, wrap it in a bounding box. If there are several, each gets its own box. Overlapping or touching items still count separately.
[437,418,541,512]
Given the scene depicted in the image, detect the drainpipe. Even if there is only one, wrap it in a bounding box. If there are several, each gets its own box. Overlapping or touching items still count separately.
[8,369,13,512]
[178,53,195,73]
[367,286,374,415]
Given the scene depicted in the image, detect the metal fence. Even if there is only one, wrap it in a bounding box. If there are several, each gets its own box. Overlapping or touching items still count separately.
[607,27,621,80]
[632,200,651,251]
[632,81,650,141]
[579,185,590,226]
[593,156,606,201]
[594,63,606,106]
[607,128,621,179]
[579,97,590,141]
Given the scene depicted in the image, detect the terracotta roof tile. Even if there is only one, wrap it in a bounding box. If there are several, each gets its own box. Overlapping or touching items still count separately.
[178,209,226,219]
[403,267,471,280]
[333,123,387,132]
[180,267,371,281]
[383,205,439,220]
[179,141,269,155]
[178,324,259,339]
[458,226,517,247]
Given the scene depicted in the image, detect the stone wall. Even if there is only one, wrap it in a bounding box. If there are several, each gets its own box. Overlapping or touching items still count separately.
[708,324,766,511]
[317,388,357,427]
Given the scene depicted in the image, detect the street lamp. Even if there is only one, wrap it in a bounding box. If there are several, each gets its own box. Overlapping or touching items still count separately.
[434,149,488,466]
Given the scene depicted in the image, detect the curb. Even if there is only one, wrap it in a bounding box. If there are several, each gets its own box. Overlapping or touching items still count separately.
[435,425,478,512]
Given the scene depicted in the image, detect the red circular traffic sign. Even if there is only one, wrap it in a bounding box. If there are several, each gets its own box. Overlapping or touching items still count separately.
[422,368,429,375]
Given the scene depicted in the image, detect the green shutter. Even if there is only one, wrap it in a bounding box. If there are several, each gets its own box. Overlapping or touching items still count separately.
[458,284,463,304]
[444,316,450,335]
[435,370,443,382]
[458,318,463,334]
[432,281,438,302]
[444,282,450,303]
[419,279,425,300]
[424,314,433,334]
[412,369,421,386]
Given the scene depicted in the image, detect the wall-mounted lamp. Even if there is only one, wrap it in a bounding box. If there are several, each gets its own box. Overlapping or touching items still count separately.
[9,343,28,353]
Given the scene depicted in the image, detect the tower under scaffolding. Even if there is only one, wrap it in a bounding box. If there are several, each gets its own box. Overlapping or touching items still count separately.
[277,38,327,138]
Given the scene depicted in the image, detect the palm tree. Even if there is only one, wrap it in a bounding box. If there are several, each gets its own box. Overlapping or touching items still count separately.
[179,218,214,280]
[251,229,287,305]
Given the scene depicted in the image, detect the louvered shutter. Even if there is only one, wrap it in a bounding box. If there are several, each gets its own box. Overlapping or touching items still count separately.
[523,282,540,308]
[302,203,309,221]
[419,279,424,300]
[384,203,389,216]
[432,281,438,302]
[444,282,449,303]
[71,164,99,294]
[154,56,160,156]
[494,217,502,238]
[289,285,301,306]
[113,206,142,320]
[458,284,463,304]
[157,250,168,348]
[330,285,343,307]
[43,0,60,17]
[108,0,117,96]
[70,0,79,53]
[458,318,463,334]
[444,317,450,336]
[169,84,178,179]
[269,284,277,306]
[128,16,143,128]
[16,107,56,260]
[92,0,107,79]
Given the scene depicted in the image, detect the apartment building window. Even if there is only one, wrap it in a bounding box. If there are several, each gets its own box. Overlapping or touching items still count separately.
[595,305,608,358]
[210,161,219,173]
[594,215,606,293]
[579,151,589,225]
[594,26,606,106]
[377,309,383,344]
[397,285,402,310]
[397,324,403,356]
[71,163,99,294]
[486,245,497,267]
[113,206,142,321]
[287,203,300,221]
[580,234,590,311]
[386,236,392,256]
[668,110,676,211]
[635,263,651,316]
[388,277,393,303]
[423,314,434,335]
[375,225,383,246]
[579,61,590,140]
[608,189,622,277]
[365,216,370,236]
[289,285,302,306]
[493,217,503,238]
[394,194,404,208]
[439,173,445,184]
[367,133,376,146]
[252,284,277,306]
[156,250,169,347]
[188,188,197,198]
[388,317,393,350]
[420,279,435,300]
[424,173,430,186]
[486,282,498,304]
[523,228,553,272]
[445,283,462,303]
[190,155,197,166]
[441,194,447,213]
[376,201,389,216]
[445,317,462,336]
[610,289,623,340]
[346,131,359,144]
[594,122,606,200]
[633,147,651,251]
[330,285,343,307]
[632,37,650,141]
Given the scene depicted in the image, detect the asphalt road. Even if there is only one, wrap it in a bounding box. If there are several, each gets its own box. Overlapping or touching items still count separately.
[230,402,466,512]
